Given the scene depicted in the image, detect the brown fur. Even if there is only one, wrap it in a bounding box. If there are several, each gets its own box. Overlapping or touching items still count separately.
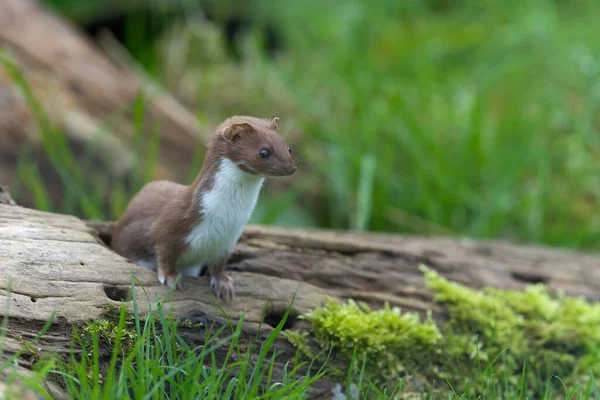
[111,116,296,300]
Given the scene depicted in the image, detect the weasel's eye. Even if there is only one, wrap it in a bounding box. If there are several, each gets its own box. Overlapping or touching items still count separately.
[288,147,292,154]
[259,148,270,158]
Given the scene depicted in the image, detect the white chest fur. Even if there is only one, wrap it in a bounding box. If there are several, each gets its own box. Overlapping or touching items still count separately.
[178,157,265,274]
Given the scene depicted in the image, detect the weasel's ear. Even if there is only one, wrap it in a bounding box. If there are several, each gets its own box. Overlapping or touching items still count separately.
[269,117,279,130]
[221,123,254,141]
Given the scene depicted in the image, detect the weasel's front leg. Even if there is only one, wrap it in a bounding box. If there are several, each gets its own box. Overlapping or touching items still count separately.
[207,261,233,301]
[156,245,182,290]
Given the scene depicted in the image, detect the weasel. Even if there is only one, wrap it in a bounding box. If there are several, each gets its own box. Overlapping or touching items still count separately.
[111,116,296,301]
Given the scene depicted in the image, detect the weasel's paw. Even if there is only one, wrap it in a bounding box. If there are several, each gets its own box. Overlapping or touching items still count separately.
[210,274,234,301]
[158,270,182,290]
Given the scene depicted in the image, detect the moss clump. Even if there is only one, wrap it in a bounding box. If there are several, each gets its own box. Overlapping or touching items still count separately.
[286,266,600,396]
[176,319,204,329]
[72,304,138,356]
[77,319,137,356]
[293,298,441,385]
[281,330,316,360]
[424,266,600,393]
[72,303,194,359]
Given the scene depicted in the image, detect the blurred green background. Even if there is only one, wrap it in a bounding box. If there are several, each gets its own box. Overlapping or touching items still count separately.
[23,0,600,249]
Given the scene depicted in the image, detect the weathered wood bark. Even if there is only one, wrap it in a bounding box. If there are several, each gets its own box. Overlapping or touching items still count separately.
[2,188,600,398]
[0,0,205,211]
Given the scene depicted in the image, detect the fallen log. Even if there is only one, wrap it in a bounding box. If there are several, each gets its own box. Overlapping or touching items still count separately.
[0,0,205,211]
[2,188,600,398]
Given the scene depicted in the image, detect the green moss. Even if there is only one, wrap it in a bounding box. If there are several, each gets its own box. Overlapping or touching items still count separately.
[423,266,600,391]
[296,298,441,385]
[176,319,204,329]
[98,303,127,324]
[77,320,136,355]
[71,303,195,360]
[286,265,600,395]
[281,329,349,383]
[281,331,314,360]
[71,305,138,356]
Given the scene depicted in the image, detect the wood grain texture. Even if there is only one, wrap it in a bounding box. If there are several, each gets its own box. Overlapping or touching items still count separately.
[2,191,600,398]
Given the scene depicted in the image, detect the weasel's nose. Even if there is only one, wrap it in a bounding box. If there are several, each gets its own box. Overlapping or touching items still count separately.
[285,165,297,175]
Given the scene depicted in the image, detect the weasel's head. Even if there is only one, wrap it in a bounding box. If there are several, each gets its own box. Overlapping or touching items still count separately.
[216,116,297,177]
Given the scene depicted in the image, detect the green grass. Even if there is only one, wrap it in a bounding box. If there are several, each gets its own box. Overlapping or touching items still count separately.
[0,277,326,399]
[4,1,600,397]
[55,282,324,399]
[2,273,600,399]
[7,0,600,251]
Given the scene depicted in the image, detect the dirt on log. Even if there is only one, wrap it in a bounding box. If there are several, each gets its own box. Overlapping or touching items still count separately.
[2,188,600,398]
[0,0,205,211]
